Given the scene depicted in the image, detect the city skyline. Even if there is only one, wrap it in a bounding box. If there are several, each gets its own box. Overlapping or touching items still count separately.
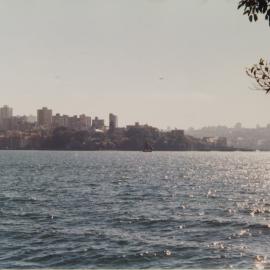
[0,1,269,129]
[3,102,270,151]
[3,103,270,130]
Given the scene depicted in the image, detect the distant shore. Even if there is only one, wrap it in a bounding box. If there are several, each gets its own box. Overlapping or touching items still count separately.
[0,148,256,152]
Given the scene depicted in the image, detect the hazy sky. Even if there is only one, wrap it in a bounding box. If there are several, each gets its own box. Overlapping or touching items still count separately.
[0,0,269,129]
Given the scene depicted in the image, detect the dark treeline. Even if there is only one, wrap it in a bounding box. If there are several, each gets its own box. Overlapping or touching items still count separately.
[44,126,191,151]
[0,125,232,151]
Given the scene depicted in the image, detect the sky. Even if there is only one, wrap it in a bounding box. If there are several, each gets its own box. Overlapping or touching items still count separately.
[0,0,269,129]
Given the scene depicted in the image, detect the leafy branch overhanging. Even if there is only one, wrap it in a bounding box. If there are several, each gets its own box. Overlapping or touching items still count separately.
[238,0,270,93]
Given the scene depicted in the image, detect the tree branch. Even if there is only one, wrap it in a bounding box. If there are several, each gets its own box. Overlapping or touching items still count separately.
[238,0,270,26]
[247,59,270,93]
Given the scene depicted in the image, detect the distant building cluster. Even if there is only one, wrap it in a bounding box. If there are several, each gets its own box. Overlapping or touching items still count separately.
[0,104,200,151]
[187,123,270,151]
[1,104,243,151]
[0,105,118,133]
[0,105,32,131]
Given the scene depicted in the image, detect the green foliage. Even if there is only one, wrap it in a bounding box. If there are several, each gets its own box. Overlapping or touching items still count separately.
[238,0,270,25]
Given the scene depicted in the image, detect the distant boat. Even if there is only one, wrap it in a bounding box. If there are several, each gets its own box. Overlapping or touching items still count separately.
[142,141,153,152]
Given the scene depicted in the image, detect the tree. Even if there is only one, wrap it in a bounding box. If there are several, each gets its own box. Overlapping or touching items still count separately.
[238,0,270,93]
[238,0,270,25]
[247,59,270,93]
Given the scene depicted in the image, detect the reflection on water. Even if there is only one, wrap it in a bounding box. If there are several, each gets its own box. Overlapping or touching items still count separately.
[0,151,270,268]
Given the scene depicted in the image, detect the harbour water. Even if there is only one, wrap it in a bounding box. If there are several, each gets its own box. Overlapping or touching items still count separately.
[0,151,270,269]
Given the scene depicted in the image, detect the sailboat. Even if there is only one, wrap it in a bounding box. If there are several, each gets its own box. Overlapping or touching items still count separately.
[142,141,153,152]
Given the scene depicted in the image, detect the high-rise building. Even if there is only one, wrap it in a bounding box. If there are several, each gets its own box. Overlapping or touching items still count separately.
[68,115,80,130]
[109,113,118,130]
[52,114,69,128]
[0,105,13,130]
[92,117,105,130]
[52,114,92,130]
[79,114,92,130]
[0,105,13,120]
[37,107,52,128]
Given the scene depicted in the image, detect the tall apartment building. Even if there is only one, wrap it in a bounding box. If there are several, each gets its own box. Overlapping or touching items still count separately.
[109,113,118,131]
[52,114,91,130]
[53,114,69,128]
[37,107,52,128]
[0,105,13,120]
[68,115,81,130]
[0,105,13,130]
[92,117,105,130]
[79,114,92,130]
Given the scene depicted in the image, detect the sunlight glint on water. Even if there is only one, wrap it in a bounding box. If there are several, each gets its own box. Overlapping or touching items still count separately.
[0,151,270,268]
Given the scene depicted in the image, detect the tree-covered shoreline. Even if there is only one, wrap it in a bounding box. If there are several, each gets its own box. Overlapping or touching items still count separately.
[0,125,237,151]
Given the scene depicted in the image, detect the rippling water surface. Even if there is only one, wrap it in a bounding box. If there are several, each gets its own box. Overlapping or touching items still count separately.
[1,151,270,268]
